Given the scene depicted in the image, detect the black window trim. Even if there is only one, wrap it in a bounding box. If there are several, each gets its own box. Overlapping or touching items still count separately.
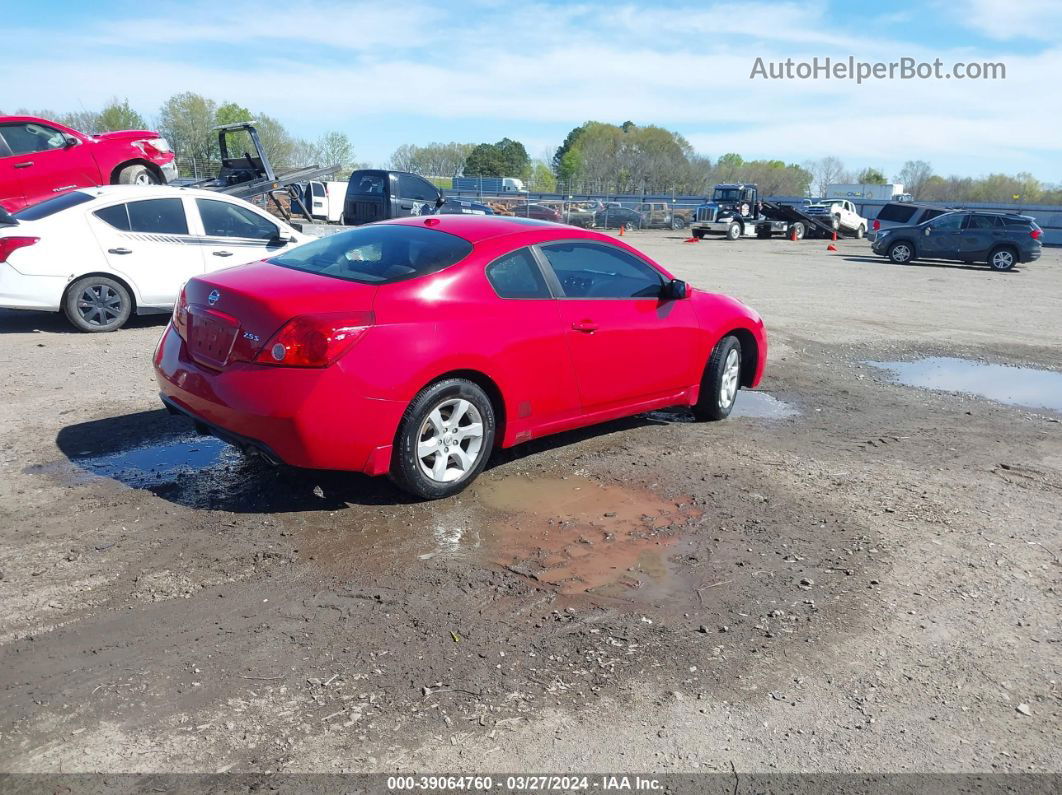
[484,245,557,300]
[92,197,192,236]
[532,239,667,301]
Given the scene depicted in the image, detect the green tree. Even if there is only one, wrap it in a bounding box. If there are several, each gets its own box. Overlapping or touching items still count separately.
[529,160,556,192]
[158,92,218,173]
[253,113,296,170]
[856,167,887,184]
[315,131,355,171]
[553,124,587,183]
[96,98,146,132]
[463,138,530,178]
[54,110,101,133]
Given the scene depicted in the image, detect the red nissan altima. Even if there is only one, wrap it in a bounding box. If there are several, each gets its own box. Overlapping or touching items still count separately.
[154,215,767,499]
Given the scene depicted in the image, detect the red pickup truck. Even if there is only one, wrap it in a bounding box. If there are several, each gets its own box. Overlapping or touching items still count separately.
[0,116,177,213]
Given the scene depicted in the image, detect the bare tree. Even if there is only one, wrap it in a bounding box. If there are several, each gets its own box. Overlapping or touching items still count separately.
[894,160,934,199]
[806,157,848,198]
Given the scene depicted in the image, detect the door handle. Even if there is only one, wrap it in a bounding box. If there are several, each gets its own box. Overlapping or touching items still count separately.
[107,247,132,254]
[571,320,598,333]
[213,250,233,257]
[14,161,34,169]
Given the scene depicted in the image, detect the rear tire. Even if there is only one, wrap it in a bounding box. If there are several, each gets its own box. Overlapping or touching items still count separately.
[117,164,158,185]
[670,216,687,230]
[693,336,742,422]
[790,222,805,240]
[63,275,132,332]
[855,225,866,239]
[390,378,496,500]
[988,246,1017,271]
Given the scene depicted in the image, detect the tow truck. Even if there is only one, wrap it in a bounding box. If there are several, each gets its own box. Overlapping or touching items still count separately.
[690,183,848,240]
[173,121,339,222]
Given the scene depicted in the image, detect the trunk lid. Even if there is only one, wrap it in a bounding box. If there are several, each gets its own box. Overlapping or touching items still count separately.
[182,261,377,369]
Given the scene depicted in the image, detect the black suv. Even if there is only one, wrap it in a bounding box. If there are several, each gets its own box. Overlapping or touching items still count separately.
[871,210,1043,271]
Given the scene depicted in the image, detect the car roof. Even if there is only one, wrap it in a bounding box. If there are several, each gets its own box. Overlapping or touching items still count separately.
[60,185,262,203]
[380,214,575,243]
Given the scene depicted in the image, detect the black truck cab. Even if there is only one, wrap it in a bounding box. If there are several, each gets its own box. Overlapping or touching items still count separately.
[343,170,444,226]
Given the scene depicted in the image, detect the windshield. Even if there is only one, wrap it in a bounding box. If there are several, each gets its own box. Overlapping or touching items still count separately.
[13,191,94,221]
[712,189,743,202]
[269,224,473,284]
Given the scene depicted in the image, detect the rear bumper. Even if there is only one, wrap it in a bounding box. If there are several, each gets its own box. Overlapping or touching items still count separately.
[153,324,406,474]
[0,265,64,310]
[160,160,179,183]
[1024,246,1042,263]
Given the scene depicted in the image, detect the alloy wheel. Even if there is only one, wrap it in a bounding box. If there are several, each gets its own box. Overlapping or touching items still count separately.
[77,284,124,326]
[417,398,484,483]
[719,348,740,408]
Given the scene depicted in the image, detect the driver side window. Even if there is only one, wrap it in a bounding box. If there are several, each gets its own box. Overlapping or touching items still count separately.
[0,123,66,156]
[538,242,664,299]
[196,199,278,240]
[929,214,964,231]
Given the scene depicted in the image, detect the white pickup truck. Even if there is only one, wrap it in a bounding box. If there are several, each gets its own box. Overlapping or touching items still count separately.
[803,198,868,238]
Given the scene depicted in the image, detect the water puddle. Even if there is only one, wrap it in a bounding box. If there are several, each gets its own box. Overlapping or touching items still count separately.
[65,433,237,487]
[868,358,1062,412]
[645,391,798,423]
[301,476,706,608]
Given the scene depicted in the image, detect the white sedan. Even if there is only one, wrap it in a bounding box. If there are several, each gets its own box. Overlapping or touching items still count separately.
[0,185,312,331]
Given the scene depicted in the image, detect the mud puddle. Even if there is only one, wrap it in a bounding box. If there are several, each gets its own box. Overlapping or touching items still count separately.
[301,476,708,610]
[868,357,1062,412]
[645,390,798,423]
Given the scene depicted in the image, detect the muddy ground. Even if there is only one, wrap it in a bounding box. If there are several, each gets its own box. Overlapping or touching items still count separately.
[0,233,1059,775]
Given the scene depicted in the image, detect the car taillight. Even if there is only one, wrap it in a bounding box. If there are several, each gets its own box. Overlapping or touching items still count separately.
[173,285,189,339]
[872,219,880,231]
[255,312,374,368]
[1031,228,1042,240]
[0,236,39,263]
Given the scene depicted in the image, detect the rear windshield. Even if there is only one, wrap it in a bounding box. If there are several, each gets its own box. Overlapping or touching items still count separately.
[347,173,388,196]
[14,191,94,221]
[269,224,473,284]
[876,203,917,223]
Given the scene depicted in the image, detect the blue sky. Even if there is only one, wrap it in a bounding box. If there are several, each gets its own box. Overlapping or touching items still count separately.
[2,0,1059,181]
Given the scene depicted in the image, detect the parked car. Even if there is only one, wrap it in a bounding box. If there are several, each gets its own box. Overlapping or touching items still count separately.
[0,185,310,331]
[343,169,443,225]
[0,115,177,213]
[802,198,867,237]
[636,202,691,230]
[439,197,495,216]
[870,210,1042,271]
[510,203,562,223]
[154,216,767,499]
[870,201,951,239]
[594,204,644,229]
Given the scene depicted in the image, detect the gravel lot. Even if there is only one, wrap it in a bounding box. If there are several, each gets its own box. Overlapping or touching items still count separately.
[0,232,1059,775]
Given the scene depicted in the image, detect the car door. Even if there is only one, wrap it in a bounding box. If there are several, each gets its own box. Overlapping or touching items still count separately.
[90,196,203,307]
[959,214,1002,259]
[918,212,965,260]
[0,122,100,208]
[396,173,441,217]
[192,197,288,271]
[482,246,581,427]
[536,240,701,412]
[0,133,26,211]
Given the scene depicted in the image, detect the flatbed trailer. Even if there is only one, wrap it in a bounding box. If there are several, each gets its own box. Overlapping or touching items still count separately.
[172,122,338,222]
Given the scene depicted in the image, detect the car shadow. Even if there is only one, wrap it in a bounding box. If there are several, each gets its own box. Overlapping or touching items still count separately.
[48,408,656,512]
[0,308,170,334]
[839,255,1011,272]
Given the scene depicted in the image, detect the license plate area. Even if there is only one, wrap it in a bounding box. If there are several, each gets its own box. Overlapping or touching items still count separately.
[188,307,239,369]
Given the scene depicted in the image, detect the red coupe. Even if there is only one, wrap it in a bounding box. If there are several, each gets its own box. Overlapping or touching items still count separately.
[154,216,767,499]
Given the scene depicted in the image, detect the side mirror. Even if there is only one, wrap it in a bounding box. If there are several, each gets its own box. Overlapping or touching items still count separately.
[275,228,294,243]
[923,227,931,236]
[63,134,79,148]
[664,279,688,300]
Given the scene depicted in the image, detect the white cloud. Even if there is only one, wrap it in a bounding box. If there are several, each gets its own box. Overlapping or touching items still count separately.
[952,0,1062,41]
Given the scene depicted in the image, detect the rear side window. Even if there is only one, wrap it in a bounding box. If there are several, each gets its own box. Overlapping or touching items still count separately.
[126,198,188,235]
[270,224,473,284]
[539,241,664,299]
[13,191,94,221]
[1002,217,1033,228]
[876,203,917,223]
[919,208,946,223]
[94,204,131,230]
[486,248,550,299]
[965,215,1002,230]
[347,173,387,196]
[310,183,325,197]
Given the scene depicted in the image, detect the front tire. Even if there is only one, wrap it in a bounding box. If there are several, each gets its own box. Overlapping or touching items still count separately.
[117,164,159,185]
[888,241,914,264]
[693,336,742,421]
[855,224,866,239]
[63,275,132,332]
[390,378,496,499]
[726,222,742,240]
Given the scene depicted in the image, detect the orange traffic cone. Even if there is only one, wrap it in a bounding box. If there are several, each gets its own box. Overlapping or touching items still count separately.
[619,224,625,236]
[826,243,838,251]
[683,237,700,243]
[789,227,798,242]
[832,230,838,241]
